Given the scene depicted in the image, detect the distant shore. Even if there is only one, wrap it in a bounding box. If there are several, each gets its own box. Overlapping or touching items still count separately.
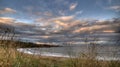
[0,40,61,48]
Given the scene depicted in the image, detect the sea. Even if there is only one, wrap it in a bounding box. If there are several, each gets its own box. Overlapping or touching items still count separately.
[17,33,120,60]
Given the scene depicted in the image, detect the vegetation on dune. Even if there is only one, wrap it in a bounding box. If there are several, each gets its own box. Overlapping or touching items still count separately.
[0,46,120,67]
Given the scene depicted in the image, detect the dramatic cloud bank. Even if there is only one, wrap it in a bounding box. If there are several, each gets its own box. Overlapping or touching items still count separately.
[0,0,119,43]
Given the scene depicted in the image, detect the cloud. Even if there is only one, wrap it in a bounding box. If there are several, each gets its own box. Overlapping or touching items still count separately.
[35,16,120,34]
[31,12,52,17]
[0,17,34,28]
[35,10,83,31]
[35,15,76,32]
[0,8,16,14]
[24,6,53,17]
[48,16,88,31]
[59,10,65,16]
[73,25,110,33]
[0,17,15,24]
[53,20,68,27]
[49,16,75,29]
[74,10,83,16]
[53,16,74,21]
[0,17,16,33]
[35,18,46,22]
[72,19,120,33]
[35,16,74,24]
[69,3,78,11]
[1,16,119,43]
[108,5,120,12]
[0,17,38,34]
[43,12,53,16]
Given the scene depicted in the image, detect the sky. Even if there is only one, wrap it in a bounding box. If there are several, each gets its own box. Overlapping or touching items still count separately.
[0,0,119,21]
[0,0,120,43]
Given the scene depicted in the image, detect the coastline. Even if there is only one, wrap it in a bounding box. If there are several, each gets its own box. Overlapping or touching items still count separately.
[0,40,61,48]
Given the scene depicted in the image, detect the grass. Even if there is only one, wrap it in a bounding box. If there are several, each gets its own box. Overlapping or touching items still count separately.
[0,42,120,67]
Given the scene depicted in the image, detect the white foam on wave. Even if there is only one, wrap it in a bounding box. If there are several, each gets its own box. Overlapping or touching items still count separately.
[96,56,120,61]
[40,52,70,57]
[17,48,70,58]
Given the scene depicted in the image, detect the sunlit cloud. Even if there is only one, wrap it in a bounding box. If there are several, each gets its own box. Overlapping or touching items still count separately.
[35,15,118,33]
[35,15,76,32]
[73,19,120,33]
[0,17,37,34]
[35,15,74,26]
[0,17,15,24]
[69,3,78,11]
[103,30,115,33]
[73,25,110,33]
[53,16,74,21]
[0,8,16,14]
[54,20,68,27]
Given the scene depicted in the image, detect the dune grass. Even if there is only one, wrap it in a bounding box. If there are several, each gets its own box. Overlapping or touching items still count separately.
[0,43,120,67]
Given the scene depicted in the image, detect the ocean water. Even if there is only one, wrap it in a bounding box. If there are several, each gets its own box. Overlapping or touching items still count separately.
[18,33,120,60]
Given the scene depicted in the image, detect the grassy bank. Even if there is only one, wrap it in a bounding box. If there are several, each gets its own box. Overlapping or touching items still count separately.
[0,43,120,67]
